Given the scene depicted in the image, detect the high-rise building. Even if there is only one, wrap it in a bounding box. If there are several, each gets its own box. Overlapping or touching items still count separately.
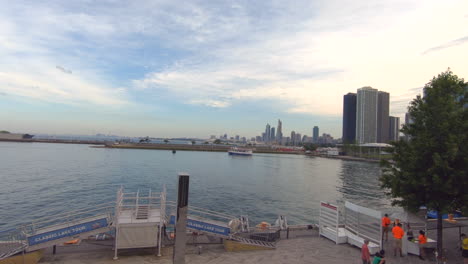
[377,91,390,143]
[389,116,400,142]
[276,119,283,143]
[295,133,301,144]
[313,126,319,143]
[265,123,271,142]
[291,131,296,145]
[270,127,275,142]
[342,93,357,143]
[356,86,378,144]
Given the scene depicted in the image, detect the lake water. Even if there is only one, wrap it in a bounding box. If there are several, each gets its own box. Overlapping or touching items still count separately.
[0,142,392,231]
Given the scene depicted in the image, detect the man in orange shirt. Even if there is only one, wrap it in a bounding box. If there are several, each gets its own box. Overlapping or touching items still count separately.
[418,230,427,260]
[392,223,404,257]
[381,214,391,242]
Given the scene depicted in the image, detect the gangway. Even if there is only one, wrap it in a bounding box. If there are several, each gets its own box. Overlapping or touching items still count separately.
[167,202,277,249]
[0,203,114,260]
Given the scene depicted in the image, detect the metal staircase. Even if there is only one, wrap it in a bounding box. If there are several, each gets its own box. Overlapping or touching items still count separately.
[230,235,276,248]
[136,205,149,219]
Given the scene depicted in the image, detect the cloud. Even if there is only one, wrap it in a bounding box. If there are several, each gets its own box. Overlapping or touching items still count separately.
[422,35,468,55]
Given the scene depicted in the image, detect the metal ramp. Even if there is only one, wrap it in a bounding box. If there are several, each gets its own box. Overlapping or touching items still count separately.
[167,202,277,249]
[0,229,27,260]
[0,203,114,259]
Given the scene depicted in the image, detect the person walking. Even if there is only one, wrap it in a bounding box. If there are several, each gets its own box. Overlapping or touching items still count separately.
[418,230,427,260]
[462,233,468,264]
[392,223,404,257]
[381,214,391,242]
[361,239,371,264]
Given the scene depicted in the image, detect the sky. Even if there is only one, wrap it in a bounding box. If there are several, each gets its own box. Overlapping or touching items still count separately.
[1,0,467,139]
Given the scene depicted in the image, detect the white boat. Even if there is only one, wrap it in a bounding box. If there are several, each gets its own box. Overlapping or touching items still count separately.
[228,147,253,156]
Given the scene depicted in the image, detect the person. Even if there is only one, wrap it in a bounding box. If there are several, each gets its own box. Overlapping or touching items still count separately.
[392,223,404,257]
[373,249,386,264]
[462,233,468,264]
[381,214,391,242]
[418,230,427,260]
[361,239,371,264]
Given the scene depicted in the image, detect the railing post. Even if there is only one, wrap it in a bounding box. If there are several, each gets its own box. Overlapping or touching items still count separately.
[173,173,189,264]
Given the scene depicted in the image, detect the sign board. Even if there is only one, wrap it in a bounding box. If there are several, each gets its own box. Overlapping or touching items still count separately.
[27,218,108,246]
[170,215,230,236]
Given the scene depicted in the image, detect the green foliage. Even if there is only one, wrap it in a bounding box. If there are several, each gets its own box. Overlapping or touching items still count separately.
[213,139,222,144]
[380,69,468,214]
[0,130,10,134]
[302,143,318,151]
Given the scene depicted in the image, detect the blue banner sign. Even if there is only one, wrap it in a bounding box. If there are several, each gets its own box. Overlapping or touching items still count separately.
[170,215,230,236]
[27,218,108,246]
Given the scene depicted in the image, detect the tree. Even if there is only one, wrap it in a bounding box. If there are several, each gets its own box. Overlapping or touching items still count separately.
[163,139,169,144]
[213,139,222,144]
[380,70,467,258]
[191,140,196,145]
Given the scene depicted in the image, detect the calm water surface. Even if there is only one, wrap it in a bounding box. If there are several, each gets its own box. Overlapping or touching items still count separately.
[0,142,392,230]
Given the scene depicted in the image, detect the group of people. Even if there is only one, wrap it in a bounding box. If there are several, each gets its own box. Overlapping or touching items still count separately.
[382,214,428,260]
[361,213,429,264]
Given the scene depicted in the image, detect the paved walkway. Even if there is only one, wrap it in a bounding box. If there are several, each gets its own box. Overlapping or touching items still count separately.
[39,229,467,264]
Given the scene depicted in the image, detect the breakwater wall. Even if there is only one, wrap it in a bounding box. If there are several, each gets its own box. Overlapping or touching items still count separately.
[99,143,303,154]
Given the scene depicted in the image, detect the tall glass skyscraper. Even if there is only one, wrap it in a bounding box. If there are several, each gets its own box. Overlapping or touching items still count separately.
[342,93,356,143]
[377,91,390,143]
[313,126,319,143]
[276,119,282,143]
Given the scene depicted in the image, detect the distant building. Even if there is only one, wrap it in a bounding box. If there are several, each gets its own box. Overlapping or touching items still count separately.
[389,116,400,142]
[235,135,240,141]
[291,131,296,145]
[295,133,302,144]
[356,86,378,144]
[276,119,283,144]
[261,132,266,142]
[256,136,262,142]
[270,127,275,142]
[377,91,390,143]
[265,123,271,142]
[313,126,319,143]
[342,93,357,143]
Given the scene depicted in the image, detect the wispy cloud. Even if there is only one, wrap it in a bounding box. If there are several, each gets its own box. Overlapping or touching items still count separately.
[1,0,468,137]
[422,35,468,55]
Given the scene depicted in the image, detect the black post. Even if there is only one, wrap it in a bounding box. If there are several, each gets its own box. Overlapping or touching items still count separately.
[173,173,190,264]
[53,245,56,255]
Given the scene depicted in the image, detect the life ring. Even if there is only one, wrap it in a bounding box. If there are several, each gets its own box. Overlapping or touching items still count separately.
[256,221,271,230]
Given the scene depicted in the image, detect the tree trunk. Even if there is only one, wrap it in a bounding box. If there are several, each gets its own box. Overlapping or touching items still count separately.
[437,211,443,259]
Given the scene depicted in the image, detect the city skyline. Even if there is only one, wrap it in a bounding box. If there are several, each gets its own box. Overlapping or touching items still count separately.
[1,1,467,138]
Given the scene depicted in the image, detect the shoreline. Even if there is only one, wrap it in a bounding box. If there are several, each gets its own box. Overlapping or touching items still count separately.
[1,139,381,162]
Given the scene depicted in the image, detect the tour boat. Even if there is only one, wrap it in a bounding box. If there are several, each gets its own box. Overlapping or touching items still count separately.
[228,147,253,156]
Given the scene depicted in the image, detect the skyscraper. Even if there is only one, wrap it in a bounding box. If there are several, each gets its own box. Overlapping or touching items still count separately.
[389,116,400,142]
[313,126,319,143]
[291,131,296,145]
[377,91,390,143]
[265,123,271,142]
[342,93,357,143]
[356,86,378,144]
[276,119,283,143]
[270,127,275,142]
